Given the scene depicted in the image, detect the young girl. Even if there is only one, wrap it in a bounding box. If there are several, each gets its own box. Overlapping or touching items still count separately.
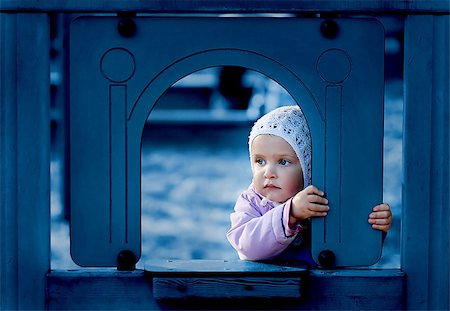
[226,105,392,267]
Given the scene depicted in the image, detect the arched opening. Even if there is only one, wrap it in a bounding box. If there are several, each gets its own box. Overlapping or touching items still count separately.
[50,24,401,268]
[139,67,298,263]
[138,65,401,268]
[126,48,325,267]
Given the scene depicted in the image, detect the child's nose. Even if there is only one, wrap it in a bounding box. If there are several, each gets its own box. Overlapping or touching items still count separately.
[264,164,277,179]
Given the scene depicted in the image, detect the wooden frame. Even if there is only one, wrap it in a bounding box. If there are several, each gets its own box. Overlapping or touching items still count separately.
[1,1,448,310]
[402,14,450,310]
[0,0,448,13]
[0,13,50,310]
[46,267,405,310]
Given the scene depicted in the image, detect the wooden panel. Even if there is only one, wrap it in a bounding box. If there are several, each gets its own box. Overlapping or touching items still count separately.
[303,269,405,310]
[153,277,302,299]
[147,260,306,299]
[71,15,383,268]
[0,13,50,311]
[0,13,19,309]
[46,270,159,310]
[0,0,449,13]
[403,14,450,310]
[46,266,405,310]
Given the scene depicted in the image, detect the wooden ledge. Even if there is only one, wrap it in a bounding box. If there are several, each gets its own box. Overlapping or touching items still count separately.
[145,260,307,299]
[47,260,404,310]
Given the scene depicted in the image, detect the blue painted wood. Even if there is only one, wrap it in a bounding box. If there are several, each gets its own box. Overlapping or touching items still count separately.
[46,269,159,310]
[0,13,50,310]
[70,16,383,267]
[0,4,446,310]
[153,277,303,299]
[313,27,385,265]
[0,0,449,13]
[145,259,308,274]
[403,14,449,310]
[147,260,305,299]
[0,13,19,309]
[46,266,405,310]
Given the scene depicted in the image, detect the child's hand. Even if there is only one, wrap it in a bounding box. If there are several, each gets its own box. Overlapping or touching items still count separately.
[290,185,329,224]
[368,203,392,233]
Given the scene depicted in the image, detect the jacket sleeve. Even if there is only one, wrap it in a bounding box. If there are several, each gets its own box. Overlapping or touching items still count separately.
[226,194,298,260]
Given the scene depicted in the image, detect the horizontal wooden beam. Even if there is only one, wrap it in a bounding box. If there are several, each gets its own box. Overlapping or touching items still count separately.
[46,267,405,310]
[147,260,307,300]
[153,277,303,299]
[1,0,449,13]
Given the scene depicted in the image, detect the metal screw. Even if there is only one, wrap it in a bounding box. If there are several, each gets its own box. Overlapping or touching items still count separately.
[321,20,339,39]
[318,250,336,268]
[176,284,187,293]
[117,250,137,270]
[117,18,136,38]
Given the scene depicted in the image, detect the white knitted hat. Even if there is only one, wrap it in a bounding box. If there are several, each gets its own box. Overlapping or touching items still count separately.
[248,105,312,188]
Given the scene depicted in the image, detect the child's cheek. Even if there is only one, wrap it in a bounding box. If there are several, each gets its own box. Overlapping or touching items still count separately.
[252,173,264,193]
[285,176,303,197]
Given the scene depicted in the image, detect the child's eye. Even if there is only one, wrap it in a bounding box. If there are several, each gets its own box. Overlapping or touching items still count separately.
[279,159,291,166]
[256,159,266,166]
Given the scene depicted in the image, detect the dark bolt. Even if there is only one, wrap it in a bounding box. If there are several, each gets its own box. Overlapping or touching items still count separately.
[117,18,136,38]
[176,284,187,293]
[318,250,336,268]
[117,250,137,271]
[320,20,339,39]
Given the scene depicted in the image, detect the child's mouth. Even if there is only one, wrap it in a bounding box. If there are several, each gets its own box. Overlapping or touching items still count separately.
[264,184,280,189]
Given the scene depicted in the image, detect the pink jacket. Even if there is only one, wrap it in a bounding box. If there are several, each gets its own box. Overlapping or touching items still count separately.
[227,184,316,267]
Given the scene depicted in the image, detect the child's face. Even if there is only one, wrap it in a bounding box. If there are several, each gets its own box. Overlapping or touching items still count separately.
[251,134,304,203]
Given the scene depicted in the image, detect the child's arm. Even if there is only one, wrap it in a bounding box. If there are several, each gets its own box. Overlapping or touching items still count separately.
[368,203,392,233]
[227,193,298,260]
[289,185,329,227]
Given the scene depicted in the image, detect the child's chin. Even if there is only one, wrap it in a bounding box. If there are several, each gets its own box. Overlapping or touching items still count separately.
[266,195,287,204]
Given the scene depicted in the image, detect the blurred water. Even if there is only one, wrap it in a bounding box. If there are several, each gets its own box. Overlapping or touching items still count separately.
[50,79,403,269]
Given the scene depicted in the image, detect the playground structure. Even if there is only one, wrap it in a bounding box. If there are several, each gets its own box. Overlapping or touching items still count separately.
[1,1,449,310]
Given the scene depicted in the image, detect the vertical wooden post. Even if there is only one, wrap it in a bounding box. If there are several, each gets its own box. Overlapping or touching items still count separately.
[0,13,50,310]
[403,14,449,310]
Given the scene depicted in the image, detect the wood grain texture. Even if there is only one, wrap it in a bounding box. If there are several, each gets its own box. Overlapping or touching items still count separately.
[46,266,405,310]
[403,14,450,310]
[0,13,50,311]
[1,0,449,13]
[153,277,302,299]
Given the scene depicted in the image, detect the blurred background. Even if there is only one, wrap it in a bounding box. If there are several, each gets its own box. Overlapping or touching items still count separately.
[50,14,404,269]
